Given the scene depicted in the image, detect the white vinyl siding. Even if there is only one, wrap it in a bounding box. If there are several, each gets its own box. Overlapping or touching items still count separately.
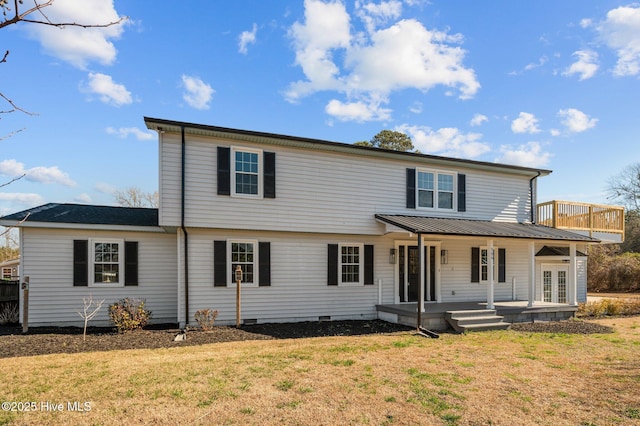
[158,134,535,233]
[19,228,178,326]
[183,230,389,325]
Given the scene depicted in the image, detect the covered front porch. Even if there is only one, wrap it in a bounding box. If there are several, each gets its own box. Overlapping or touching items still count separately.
[376,300,578,331]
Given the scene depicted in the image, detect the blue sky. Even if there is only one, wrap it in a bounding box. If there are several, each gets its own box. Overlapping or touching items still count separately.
[2,0,640,217]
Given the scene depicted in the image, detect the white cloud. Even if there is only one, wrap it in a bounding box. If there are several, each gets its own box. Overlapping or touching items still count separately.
[286,0,479,121]
[557,108,598,133]
[397,124,491,158]
[95,182,116,194]
[325,98,391,122]
[580,18,593,28]
[0,159,75,187]
[0,193,45,207]
[239,23,258,54]
[470,113,488,127]
[83,72,132,106]
[356,0,403,33]
[409,101,423,114]
[75,193,92,203]
[106,126,155,140]
[563,50,599,80]
[597,5,640,76]
[180,75,214,110]
[511,112,541,134]
[21,0,126,69]
[497,142,552,168]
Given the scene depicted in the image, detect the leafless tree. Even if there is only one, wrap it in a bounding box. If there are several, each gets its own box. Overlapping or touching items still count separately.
[0,0,128,125]
[114,187,159,208]
[77,294,105,341]
[607,162,640,212]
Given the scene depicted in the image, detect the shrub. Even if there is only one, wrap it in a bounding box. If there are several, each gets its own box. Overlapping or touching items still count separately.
[194,308,219,331]
[109,298,151,333]
[577,298,640,317]
[0,302,18,325]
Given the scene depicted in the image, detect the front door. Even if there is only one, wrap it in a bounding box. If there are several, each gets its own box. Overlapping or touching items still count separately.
[399,245,437,303]
[542,264,568,303]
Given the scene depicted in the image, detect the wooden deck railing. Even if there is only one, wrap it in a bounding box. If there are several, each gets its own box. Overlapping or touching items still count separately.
[537,200,625,238]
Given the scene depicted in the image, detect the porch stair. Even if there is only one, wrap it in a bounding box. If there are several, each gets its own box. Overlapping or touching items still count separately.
[445,309,511,333]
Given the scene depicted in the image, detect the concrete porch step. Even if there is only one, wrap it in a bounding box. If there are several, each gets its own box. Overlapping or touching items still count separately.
[445,309,511,333]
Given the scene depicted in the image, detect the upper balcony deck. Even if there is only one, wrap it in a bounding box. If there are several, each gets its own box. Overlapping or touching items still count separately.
[537,200,625,243]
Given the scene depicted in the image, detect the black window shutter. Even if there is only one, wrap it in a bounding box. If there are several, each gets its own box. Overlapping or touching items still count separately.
[214,240,227,287]
[264,152,276,199]
[498,248,506,283]
[458,173,466,212]
[259,242,271,286]
[328,244,338,285]
[471,247,479,283]
[364,245,374,285]
[124,241,139,286]
[406,168,416,209]
[73,240,88,286]
[217,147,231,196]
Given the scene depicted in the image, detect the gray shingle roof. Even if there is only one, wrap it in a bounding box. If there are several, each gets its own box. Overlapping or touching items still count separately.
[375,214,599,242]
[0,203,158,227]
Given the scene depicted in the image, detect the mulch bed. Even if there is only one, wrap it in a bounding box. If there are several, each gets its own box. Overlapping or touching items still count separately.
[0,318,616,359]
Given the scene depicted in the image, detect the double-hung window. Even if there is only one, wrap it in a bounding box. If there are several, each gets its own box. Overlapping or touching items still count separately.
[229,240,257,286]
[339,243,364,285]
[232,147,262,197]
[91,239,124,286]
[417,169,455,210]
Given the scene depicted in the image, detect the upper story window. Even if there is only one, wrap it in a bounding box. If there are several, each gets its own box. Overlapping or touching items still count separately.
[232,147,262,197]
[417,169,455,210]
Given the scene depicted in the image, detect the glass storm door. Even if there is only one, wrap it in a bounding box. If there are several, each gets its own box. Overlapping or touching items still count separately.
[542,265,568,303]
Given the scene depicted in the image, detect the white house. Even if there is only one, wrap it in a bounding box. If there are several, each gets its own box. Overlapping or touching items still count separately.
[1,117,622,330]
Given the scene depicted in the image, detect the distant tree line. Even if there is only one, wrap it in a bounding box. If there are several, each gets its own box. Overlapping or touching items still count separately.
[589,163,640,293]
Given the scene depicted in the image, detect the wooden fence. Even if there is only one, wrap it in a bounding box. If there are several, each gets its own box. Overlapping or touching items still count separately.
[0,280,19,302]
[537,200,625,238]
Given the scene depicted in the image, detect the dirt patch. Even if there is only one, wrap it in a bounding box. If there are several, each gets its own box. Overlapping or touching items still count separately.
[0,320,413,359]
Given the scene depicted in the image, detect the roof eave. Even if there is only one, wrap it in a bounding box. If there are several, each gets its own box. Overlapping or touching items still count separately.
[144,117,552,178]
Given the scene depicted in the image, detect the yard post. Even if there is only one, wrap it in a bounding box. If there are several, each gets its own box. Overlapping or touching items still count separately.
[21,276,29,334]
[235,265,242,328]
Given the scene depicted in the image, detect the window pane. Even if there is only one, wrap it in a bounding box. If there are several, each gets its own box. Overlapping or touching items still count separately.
[94,241,120,284]
[418,172,434,190]
[340,245,360,283]
[438,192,453,209]
[438,174,454,191]
[418,190,434,208]
[231,242,255,284]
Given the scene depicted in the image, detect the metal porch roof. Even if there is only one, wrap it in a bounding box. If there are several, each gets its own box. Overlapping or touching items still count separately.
[375,214,599,242]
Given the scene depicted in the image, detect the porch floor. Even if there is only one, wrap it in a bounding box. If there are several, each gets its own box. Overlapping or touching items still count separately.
[376,300,578,331]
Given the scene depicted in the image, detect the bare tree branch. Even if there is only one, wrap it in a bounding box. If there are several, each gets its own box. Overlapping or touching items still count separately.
[0,174,25,188]
[1,1,128,30]
[0,212,30,238]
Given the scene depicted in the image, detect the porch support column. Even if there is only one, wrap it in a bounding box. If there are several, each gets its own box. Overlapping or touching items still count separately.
[569,243,578,306]
[487,239,495,310]
[528,241,536,307]
[416,233,423,330]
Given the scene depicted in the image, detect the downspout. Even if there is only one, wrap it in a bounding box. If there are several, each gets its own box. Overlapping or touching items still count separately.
[181,126,189,327]
[529,171,541,224]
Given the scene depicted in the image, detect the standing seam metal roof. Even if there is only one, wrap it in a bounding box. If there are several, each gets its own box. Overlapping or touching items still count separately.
[375,214,599,242]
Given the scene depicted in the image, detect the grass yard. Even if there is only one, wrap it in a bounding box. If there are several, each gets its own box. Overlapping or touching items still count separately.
[1,316,639,425]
